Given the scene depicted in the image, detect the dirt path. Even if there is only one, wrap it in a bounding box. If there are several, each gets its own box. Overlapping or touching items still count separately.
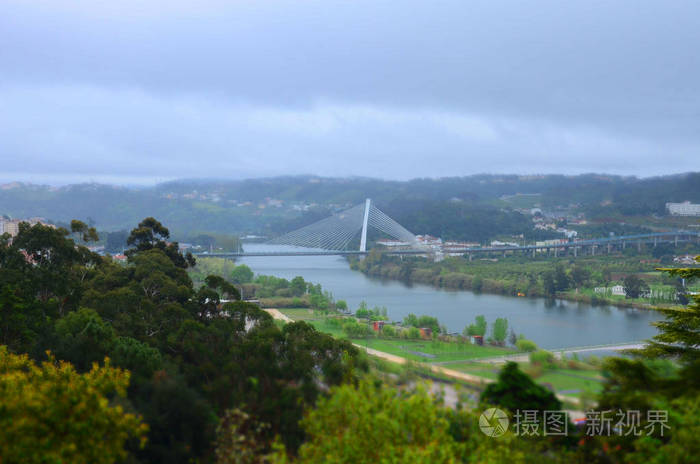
[263,308,294,323]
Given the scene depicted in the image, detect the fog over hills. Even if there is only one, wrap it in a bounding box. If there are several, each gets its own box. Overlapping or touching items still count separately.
[1,173,698,239]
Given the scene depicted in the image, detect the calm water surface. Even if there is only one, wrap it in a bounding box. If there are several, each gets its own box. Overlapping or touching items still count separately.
[240,244,661,349]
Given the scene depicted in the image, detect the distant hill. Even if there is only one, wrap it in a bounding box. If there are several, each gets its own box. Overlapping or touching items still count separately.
[1,173,698,240]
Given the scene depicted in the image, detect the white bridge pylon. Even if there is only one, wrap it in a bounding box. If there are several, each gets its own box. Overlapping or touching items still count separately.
[268,199,419,251]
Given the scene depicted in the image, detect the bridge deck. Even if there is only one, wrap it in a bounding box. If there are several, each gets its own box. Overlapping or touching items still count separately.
[194,231,698,257]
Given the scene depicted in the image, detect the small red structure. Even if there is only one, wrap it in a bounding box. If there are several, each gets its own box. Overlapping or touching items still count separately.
[471,335,484,346]
[372,321,385,332]
[419,327,432,339]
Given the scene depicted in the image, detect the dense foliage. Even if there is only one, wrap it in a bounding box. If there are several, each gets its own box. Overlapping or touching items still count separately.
[2,214,699,463]
[0,219,366,462]
[0,347,147,464]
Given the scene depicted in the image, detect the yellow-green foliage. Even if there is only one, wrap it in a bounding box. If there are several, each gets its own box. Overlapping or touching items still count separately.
[275,380,459,463]
[0,346,147,464]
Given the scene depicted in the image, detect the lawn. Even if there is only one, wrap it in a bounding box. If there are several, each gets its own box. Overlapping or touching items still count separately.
[352,338,514,362]
[278,308,320,321]
[294,315,517,362]
[448,362,604,397]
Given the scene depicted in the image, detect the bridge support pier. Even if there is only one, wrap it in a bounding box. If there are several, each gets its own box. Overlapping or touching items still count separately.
[637,241,642,252]
[573,246,577,257]
[359,199,371,252]
[675,235,678,246]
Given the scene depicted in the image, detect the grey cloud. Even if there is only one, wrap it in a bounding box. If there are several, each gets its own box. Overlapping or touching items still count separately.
[0,0,698,183]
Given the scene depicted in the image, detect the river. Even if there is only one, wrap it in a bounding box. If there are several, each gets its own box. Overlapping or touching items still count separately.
[240,244,661,350]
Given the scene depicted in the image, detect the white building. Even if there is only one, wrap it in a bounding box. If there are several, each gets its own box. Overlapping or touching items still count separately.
[0,219,20,237]
[611,285,625,296]
[666,201,700,216]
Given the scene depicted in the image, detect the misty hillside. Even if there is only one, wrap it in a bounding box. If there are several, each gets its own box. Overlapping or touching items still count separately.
[1,173,698,238]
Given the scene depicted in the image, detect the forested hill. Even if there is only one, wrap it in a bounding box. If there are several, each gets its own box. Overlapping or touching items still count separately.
[0,173,698,239]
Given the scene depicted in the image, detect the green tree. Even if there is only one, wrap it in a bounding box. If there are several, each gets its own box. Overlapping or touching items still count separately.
[554,264,570,291]
[508,329,518,346]
[480,362,561,413]
[105,230,128,253]
[126,217,171,250]
[205,274,241,300]
[403,312,419,327]
[53,308,115,371]
[231,265,254,284]
[11,222,100,314]
[335,299,348,311]
[542,270,556,296]
[126,217,195,268]
[289,276,306,296]
[464,315,487,336]
[275,380,460,463]
[492,317,508,345]
[0,284,45,354]
[407,327,421,339]
[417,315,440,333]
[623,274,649,299]
[516,339,538,352]
[0,347,147,463]
[594,258,700,460]
[638,258,700,363]
[70,219,99,243]
[569,265,590,288]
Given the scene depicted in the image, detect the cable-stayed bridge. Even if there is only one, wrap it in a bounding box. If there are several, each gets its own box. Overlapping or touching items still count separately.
[269,199,418,252]
[195,199,424,257]
[192,199,699,258]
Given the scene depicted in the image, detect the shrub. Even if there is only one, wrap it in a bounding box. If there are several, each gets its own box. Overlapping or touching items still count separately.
[324,317,343,329]
[382,325,397,338]
[566,360,581,370]
[407,327,421,339]
[0,348,147,463]
[529,350,555,367]
[516,339,538,352]
[342,321,372,338]
[275,288,292,297]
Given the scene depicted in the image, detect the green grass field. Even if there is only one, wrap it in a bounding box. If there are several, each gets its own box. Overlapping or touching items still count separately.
[448,362,604,397]
[277,312,517,362]
[279,308,319,321]
[350,338,514,362]
[302,317,514,362]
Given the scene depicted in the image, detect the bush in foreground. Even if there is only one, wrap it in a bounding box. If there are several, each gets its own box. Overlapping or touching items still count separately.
[0,346,147,464]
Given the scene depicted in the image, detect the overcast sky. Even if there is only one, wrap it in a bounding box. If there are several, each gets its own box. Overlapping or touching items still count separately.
[1,0,698,184]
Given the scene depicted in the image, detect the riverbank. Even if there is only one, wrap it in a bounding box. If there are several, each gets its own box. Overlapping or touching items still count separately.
[349,252,696,311]
[240,244,662,348]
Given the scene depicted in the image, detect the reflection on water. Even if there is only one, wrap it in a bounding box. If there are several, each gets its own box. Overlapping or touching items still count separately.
[240,244,661,349]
